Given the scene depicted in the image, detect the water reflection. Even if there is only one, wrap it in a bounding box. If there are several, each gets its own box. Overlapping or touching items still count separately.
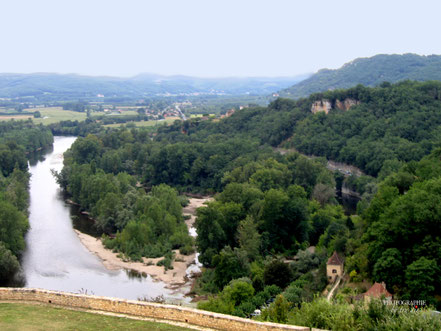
[28,144,54,166]
[21,136,188,302]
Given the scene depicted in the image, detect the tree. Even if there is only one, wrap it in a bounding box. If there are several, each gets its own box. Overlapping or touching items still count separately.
[312,183,335,206]
[0,243,20,285]
[405,257,438,302]
[213,247,250,288]
[222,279,255,306]
[261,188,308,252]
[236,216,261,261]
[373,248,403,289]
[0,200,28,257]
[263,294,289,323]
[195,204,226,266]
[263,259,293,289]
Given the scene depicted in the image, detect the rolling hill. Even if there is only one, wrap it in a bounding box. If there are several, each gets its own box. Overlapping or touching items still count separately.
[0,72,309,101]
[280,53,441,98]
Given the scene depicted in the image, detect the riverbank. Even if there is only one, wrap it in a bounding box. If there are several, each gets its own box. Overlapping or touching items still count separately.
[75,197,212,289]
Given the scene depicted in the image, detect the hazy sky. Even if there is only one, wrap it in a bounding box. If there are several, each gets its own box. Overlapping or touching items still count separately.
[1,0,441,77]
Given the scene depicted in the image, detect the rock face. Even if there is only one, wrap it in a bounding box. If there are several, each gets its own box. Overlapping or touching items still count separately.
[311,98,359,114]
[311,100,332,114]
[335,98,359,111]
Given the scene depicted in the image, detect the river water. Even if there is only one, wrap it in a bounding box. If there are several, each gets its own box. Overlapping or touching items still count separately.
[21,136,187,302]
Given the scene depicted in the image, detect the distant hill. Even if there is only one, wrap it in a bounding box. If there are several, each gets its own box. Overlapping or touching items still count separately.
[280,53,441,98]
[0,73,309,101]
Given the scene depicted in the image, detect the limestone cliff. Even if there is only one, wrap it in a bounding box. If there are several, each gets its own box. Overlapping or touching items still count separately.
[311,100,332,114]
[311,98,359,114]
[335,98,360,111]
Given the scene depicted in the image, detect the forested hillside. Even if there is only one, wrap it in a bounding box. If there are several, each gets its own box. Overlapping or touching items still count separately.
[153,80,441,178]
[0,121,53,285]
[287,81,441,176]
[56,79,441,328]
[280,54,441,98]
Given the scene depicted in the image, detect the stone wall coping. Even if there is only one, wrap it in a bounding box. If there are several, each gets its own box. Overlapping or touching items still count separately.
[0,287,310,331]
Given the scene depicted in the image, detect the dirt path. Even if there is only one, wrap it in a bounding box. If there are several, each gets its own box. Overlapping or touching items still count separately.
[327,275,342,302]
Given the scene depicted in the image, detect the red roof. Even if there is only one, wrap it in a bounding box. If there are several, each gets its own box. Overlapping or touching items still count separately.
[327,251,343,265]
[365,282,392,298]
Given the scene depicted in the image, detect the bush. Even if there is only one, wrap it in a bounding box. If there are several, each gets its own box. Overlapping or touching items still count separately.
[0,243,20,285]
[192,268,220,295]
[156,251,175,271]
[261,294,289,323]
[179,244,195,255]
[287,298,441,330]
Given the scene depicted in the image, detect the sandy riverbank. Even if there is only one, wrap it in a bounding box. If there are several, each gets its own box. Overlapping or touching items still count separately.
[183,197,213,237]
[74,197,213,288]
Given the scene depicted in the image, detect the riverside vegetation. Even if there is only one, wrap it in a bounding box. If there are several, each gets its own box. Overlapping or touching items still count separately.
[2,78,441,329]
[0,121,53,284]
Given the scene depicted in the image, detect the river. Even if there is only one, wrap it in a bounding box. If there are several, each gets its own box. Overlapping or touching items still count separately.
[21,136,188,303]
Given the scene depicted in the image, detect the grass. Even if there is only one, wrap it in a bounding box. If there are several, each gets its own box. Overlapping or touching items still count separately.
[0,107,88,124]
[0,302,193,331]
[31,107,88,125]
[103,117,181,128]
[0,107,182,127]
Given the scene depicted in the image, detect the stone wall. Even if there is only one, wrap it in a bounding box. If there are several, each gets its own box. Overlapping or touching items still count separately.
[326,264,343,283]
[0,288,309,331]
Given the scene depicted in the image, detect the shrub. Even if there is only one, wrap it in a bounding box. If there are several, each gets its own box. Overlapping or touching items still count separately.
[179,244,195,255]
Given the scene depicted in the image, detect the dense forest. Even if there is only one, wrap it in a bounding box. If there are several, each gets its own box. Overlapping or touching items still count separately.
[0,121,53,285]
[54,79,441,330]
[5,77,437,329]
[280,53,441,98]
[157,80,441,178]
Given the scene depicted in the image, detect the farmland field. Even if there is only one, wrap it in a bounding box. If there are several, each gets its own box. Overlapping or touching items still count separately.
[30,107,88,124]
[0,107,88,124]
[103,117,181,128]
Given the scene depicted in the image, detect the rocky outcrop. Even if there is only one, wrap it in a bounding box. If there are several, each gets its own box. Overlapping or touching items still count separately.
[311,100,332,114]
[311,98,359,114]
[335,98,359,111]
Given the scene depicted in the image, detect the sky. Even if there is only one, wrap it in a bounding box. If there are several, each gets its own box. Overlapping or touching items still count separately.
[1,0,441,78]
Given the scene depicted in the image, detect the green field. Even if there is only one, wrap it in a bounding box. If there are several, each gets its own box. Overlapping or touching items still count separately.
[103,117,181,128]
[31,107,88,125]
[0,302,193,331]
[0,107,88,125]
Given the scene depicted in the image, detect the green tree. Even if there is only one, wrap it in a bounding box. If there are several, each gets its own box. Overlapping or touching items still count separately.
[405,257,438,302]
[0,242,20,285]
[263,259,293,289]
[213,247,250,288]
[0,200,28,256]
[373,248,403,289]
[236,216,261,261]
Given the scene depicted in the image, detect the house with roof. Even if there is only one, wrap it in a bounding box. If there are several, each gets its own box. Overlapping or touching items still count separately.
[362,282,393,303]
[326,251,344,282]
